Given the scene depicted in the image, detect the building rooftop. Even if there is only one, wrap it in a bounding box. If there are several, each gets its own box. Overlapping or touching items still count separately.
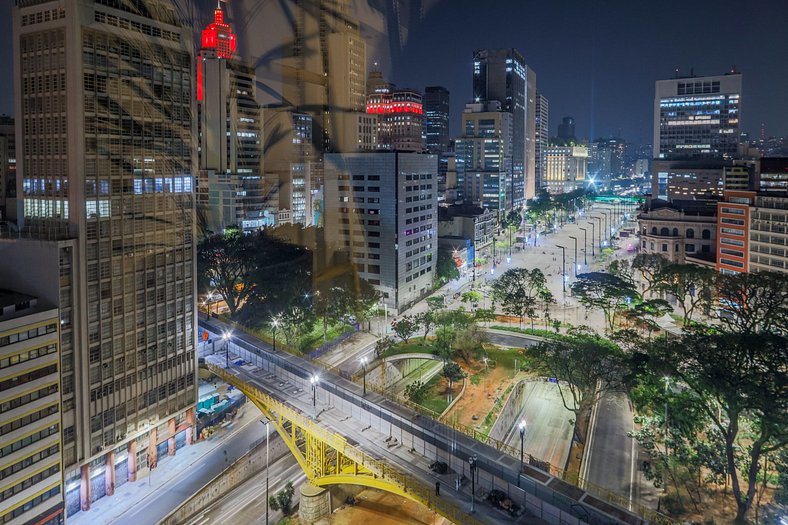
[438,203,490,220]
[0,289,48,322]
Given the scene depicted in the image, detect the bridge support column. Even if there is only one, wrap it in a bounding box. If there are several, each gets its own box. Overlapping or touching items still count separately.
[298,483,330,523]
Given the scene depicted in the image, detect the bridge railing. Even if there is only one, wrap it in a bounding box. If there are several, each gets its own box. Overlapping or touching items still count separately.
[206,363,487,525]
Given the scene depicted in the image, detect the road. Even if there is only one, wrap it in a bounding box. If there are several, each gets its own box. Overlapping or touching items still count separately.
[185,454,305,525]
[582,392,659,511]
[110,415,265,525]
[503,381,574,471]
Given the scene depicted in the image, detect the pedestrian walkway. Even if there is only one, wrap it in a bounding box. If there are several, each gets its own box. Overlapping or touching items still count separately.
[68,401,262,525]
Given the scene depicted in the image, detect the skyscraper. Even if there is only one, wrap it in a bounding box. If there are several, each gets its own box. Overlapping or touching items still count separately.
[281,0,367,154]
[13,0,197,516]
[472,48,537,206]
[197,4,265,234]
[534,92,549,191]
[557,117,576,143]
[653,71,742,160]
[324,152,437,312]
[544,146,588,195]
[455,102,513,212]
[0,116,15,222]
[423,86,450,154]
[366,72,424,152]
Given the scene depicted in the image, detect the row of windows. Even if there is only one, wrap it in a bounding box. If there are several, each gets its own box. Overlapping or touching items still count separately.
[0,424,59,459]
[1,485,61,524]
[0,404,59,437]
[0,344,57,371]
[0,365,58,394]
[405,266,432,283]
[0,384,58,415]
[0,444,59,482]
[20,8,66,27]
[0,323,57,349]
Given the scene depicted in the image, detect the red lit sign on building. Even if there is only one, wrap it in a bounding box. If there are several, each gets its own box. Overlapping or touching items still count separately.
[366,101,423,115]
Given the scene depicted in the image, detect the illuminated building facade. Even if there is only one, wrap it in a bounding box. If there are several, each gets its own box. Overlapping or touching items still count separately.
[13,0,197,517]
[0,117,15,222]
[324,152,437,312]
[197,4,265,234]
[654,71,742,160]
[534,92,548,190]
[455,102,513,213]
[366,77,424,152]
[0,291,63,525]
[472,48,537,204]
[423,86,450,154]
[543,146,588,195]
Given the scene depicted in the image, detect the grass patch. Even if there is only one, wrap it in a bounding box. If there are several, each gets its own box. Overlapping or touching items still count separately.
[244,321,354,356]
[417,374,452,414]
[380,339,437,359]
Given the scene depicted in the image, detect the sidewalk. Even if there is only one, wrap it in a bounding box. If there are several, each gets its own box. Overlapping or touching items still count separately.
[69,399,263,525]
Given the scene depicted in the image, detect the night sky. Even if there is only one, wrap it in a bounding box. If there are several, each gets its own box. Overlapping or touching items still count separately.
[1,0,787,143]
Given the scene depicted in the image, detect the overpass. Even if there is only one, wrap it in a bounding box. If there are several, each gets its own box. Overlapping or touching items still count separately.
[199,318,668,525]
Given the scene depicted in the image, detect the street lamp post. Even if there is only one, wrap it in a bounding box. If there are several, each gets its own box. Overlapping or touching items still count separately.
[272,318,279,353]
[518,420,526,487]
[586,222,596,257]
[569,236,578,277]
[222,331,231,368]
[592,214,608,243]
[469,455,478,513]
[360,357,368,395]
[555,245,567,293]
[590,217,602,251]
[311,374,320,407]
[578,227,589,265]
[261,419,270,525]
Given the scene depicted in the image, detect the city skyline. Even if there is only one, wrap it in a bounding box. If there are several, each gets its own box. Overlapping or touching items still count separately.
[2,0,788,141]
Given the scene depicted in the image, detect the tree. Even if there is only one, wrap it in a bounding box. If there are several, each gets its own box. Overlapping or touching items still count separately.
[606,259,635,286]
[442,362,466,394]
[625,298,673,339]
[528,334,626,443]
[374,336,394,358]
[656,264,716,326]
[461,291,482,307]
[571,272,639,333]
[473,307,497,323]
[415,310,435,340]
[197,231,255,316]
[268,481,295,514]
[537,287,555,330]
[425,296,446,312]
[435,249,460,286]
[631,253,669,296]
[404,380,428,403]
[643,329,788,522]
[491,268,546,328]
[452,324,488,362]
[716,270,788,334]
[391,316,418,343]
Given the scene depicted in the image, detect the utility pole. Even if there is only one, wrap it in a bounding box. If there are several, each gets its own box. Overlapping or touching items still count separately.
[360,357,367,395]
[518,420,526,487]
[568,236,578,277]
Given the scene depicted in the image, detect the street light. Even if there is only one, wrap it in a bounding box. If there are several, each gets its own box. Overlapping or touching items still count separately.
[311,374,320,407]
[469,455,478,513]
[589,218,601,253]
[578,227,589,265]
[260,419,271,525]
[360,357,368,395]
[518,419,526,486]
[568,236,578,277]
[585,221,596,257]
[272,317,280,353]
[555,245,567,293]
[222,331,232,368]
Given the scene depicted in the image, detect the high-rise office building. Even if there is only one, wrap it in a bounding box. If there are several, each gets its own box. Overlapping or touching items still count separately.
[13,0,197,516]
[544,145,588,195]
[473,48,537,205]
[653,71,742,160]
[0,116,15,221]
[557,117,576,143]
[534,92,548,191]
[366,74,424,152]
[455,102,513,213]
[197,4,265,234]
[0,291,63,525]
[281,0,367,153]
[423,86,450,154]
[324,152,437,312]
[264,109,315,225]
